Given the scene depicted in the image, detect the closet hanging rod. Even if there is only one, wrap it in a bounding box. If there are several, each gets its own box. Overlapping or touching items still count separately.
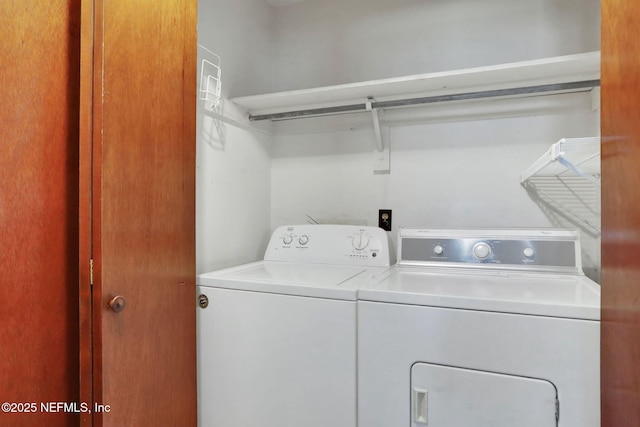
[248,79,600,122]
[205,110,272,137]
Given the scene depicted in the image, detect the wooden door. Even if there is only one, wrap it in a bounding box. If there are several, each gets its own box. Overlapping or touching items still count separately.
[88,0,198,425]
[0,1,81,426]
[601,0,640,425]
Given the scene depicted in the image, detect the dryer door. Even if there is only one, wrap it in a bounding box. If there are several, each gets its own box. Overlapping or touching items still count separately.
[411,363,557,427]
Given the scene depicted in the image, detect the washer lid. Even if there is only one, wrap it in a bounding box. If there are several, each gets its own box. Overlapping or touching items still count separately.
[198,261,382,300]
[358,266,600,320]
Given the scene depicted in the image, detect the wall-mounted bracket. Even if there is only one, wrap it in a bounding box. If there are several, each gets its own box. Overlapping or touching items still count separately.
[366,98,390,174]
[590,86,600,111]
[198,44,222,111]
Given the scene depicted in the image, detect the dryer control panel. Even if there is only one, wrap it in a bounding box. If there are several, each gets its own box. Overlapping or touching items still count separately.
[398,228,582,274]
[265,225,391,267]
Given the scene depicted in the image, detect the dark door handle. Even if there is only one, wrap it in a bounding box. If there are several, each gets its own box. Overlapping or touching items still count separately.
[108,295,126,313]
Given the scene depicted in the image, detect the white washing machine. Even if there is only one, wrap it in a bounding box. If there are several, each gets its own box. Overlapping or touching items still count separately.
[196,224,391,427]
[356,228,600,427]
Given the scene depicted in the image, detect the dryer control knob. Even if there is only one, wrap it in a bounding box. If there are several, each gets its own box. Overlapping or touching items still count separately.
[472,242,492,260]
[523,247,535,258]
[433,245,444,255]
[283,235,293,245]
[298,235,309,245]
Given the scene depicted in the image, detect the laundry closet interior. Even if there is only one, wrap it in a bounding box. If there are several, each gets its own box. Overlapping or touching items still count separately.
[196,0,601,280]
[194,1,602,426]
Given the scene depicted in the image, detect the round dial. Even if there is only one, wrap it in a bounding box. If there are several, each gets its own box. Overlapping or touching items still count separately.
[352,234,370,251]
[298,235,309,245]
[523,247,535,258]
[472,242,492,260]
[433,245,444,256]
[283,235,293,245]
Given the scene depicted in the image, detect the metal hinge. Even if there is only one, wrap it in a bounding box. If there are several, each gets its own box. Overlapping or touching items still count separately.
[90,259,94,286]
[555,397,560,423]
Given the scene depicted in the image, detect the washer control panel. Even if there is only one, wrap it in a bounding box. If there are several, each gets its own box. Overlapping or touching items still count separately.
[265,224,391,267]
[398,228,582,273]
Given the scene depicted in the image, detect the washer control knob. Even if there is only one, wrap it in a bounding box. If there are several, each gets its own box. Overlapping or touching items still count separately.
[352,234,370,251]
[523,247,535,258]
[298,235,309,245]
[472,242,492,260]
[283,235,293,245]
[433,245,444,256]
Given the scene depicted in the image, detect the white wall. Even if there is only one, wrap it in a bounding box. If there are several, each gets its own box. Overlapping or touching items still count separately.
[196,102,272,274]
[199,0,273,98]
[271,111,600,232]
[196,0,274,273]
[271,0,600,91]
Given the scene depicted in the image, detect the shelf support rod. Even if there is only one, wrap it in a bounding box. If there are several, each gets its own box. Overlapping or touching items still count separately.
[366,98,390,174]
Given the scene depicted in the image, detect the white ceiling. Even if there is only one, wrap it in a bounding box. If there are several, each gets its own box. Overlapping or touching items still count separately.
[265,0,313,7]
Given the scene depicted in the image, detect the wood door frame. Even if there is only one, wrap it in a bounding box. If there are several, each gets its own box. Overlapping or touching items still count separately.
[79,0,104,425]
[601,0,640,425]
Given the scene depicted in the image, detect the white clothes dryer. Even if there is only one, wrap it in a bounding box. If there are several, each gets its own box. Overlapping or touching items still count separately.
[197,224,390,427]
[356,228,600,427]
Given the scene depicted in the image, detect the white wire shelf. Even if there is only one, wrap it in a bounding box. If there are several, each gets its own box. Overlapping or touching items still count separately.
[521,137,601,184]
[198,45,221,111]
[521,137,601,236]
